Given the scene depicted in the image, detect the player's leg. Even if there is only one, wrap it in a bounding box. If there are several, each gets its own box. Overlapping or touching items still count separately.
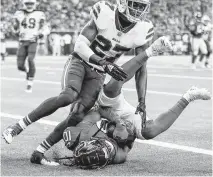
[142,86,211,139]
[204,40,212,68]
[104,37,172,98]
[30,68,105,165]
[32,68,105,152]
[25,42,38,92]
[198,39,208,68]
[104,53,148,98]
[1,41,6,62]
[2,57,85,144]
[1,53,5,62]
[17,41,28,73]
[191,37,199,69]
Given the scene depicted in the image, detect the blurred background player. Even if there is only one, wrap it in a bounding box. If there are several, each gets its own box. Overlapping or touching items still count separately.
[201,14,212,68]
[184,11,207,69]
[49,32,62,56]
[0,24,6,63]
[62,33,72,56]
[12,0,48,92]
[37,24,50,56]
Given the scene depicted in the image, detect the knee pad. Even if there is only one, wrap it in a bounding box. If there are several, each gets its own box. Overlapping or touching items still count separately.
[58,87,78,106]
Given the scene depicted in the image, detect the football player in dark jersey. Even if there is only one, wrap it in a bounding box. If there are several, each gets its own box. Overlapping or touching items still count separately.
[184,12,208,69]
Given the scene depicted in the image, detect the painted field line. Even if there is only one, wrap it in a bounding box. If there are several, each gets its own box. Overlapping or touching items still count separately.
[1,112,212,156]
[1,77,182,97]
[1,65,212,72]
[149,74,212,80]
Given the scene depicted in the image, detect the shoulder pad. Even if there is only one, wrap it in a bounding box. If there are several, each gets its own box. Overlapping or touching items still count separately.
[90,1,115,29]
[143,20,154,42]
[134,20,154,46]
[14,10,24,18]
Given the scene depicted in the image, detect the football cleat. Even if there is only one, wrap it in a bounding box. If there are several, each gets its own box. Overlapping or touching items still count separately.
[183,86,211,102]
[30,151,60,166]
[146,36,173,57]
[25,85,32,93]
[191,64,197,70]
[2,124,23,144]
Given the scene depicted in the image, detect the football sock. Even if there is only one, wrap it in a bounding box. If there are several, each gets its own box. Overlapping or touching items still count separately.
[170,98,189,116]
[154,98,189,133]
[18,116,32,130]
[36,140,52,154]
[27,77,34,86]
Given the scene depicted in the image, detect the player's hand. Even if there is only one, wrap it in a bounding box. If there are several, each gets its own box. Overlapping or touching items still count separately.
[99,60,128,81]
[145,36,173,57]
[135,99,146,115]
[135,99,146,129]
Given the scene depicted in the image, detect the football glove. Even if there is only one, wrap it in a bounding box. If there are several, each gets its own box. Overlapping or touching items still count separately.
[135,98,146,115]
[98,60,128,81]
[135,98,146,129]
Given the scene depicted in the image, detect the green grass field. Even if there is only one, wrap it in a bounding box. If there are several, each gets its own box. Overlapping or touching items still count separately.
[1,55,212,176]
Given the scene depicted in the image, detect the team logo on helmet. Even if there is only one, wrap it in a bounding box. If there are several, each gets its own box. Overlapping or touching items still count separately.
[117,0,151,22]
[73,138,115,169]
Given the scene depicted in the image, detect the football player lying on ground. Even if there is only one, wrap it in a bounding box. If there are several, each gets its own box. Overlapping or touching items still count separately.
[30,36,210,166]
[59,85,211,169]
[2,35,173,166]
[3,0,157,146]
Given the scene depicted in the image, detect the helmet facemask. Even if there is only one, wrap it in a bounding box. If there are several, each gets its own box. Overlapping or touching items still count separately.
[73,138,115,169]
[117,0,150,23]
[23,0,37,12]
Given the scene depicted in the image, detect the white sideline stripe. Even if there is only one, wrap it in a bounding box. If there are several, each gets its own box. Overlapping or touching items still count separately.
[1,112,58,126]
[1,77,182,97]
[1,65,212,79]
[1,112,212,156]
[149,74,212,80]
[1,65,63,71]
[136,139,213,156]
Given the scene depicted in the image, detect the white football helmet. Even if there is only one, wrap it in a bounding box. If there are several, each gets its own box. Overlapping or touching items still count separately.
[22,0,37,12]
[202,15,211,25]
[117,0,151,22]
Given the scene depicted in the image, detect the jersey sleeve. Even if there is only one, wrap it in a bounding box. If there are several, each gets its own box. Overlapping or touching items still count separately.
[39,11,46,21]
[90,1,114,30]
[144,21,154,43]
[13,10,23,20]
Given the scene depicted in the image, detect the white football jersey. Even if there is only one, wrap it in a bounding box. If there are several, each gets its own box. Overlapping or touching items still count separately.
[14,10,46,41]
[86,1,154,70]
[202,23,212,41]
